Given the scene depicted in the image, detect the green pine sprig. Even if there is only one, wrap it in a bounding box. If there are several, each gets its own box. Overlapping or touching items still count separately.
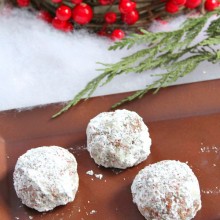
[52,9,220,118]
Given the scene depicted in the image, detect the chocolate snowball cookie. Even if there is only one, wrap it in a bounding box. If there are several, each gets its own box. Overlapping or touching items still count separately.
[13,146,79,212]
[86,109,152,169]
[131,160,202,220]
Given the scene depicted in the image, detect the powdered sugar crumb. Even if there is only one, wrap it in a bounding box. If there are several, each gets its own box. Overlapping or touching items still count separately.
[68,145,86,153]
[202,187,220,195]
[200,145,220,153]
[29,216,33,220]
[86,170,94,176]
[86,170,103,180]
[90,210,97,215]
[95,174,103,180]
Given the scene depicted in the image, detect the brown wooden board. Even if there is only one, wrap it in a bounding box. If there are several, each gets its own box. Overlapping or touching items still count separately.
[1,79,220,220]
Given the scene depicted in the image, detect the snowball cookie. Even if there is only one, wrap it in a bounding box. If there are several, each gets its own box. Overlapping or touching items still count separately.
[131,160,201,220]
[86,109,151,169]
[13,146,79,212]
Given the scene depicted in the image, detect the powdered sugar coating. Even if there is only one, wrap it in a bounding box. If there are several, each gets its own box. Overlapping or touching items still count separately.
[86,109,151,169]
[131,160,201,220]
[13,146,79,212]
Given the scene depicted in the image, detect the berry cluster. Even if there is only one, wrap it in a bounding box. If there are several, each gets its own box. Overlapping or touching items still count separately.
[16,0,140,40]
[165,0,220,14]
[15,0,220,40]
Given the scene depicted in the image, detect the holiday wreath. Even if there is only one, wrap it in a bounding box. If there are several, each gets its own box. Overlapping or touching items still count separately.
[6,0,220,117]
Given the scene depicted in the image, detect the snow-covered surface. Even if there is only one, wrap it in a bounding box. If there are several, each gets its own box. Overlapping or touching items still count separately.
[0,8,219,111]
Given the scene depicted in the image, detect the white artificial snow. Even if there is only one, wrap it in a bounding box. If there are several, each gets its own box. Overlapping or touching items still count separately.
[0,8,220,111]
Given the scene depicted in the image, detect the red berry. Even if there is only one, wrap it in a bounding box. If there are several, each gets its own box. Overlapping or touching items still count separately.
[71,0,83,4]
[72,3,93,25]
[184,0,201,9]
[51,0,62,3]
[170,0,186,5]
[17,0,30,7]
[104,12,117,24]
[63,22,74,32]
[111,29,125,40]
[205,0,219,11]
[98,0,114,5]
[52,18,74,32]
[37,10,53,23]
[119,0,136,14]
[52,17,68,30]
[56,5,72,21]
[165,1,179,13]
[98,29,109,37]
[122,9,139,25]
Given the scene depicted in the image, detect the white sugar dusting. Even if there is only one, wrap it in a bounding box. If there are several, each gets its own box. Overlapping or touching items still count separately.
[200,145,220,153]
[202,186,220,195]
[13,146,79,212]
[87,109,151,169]
[68,145,86,153]
[131,160,201,220]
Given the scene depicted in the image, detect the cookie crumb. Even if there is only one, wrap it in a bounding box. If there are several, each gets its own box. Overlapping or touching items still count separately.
[90,210,97,215]
[86,170,94,176]
[95,174,103,180]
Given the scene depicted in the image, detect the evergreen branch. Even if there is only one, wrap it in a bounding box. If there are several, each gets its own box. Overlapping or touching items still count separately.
[200,36,220,46]
[111,52,212,108]
[206,15,220,37]
[52,9,220,118]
